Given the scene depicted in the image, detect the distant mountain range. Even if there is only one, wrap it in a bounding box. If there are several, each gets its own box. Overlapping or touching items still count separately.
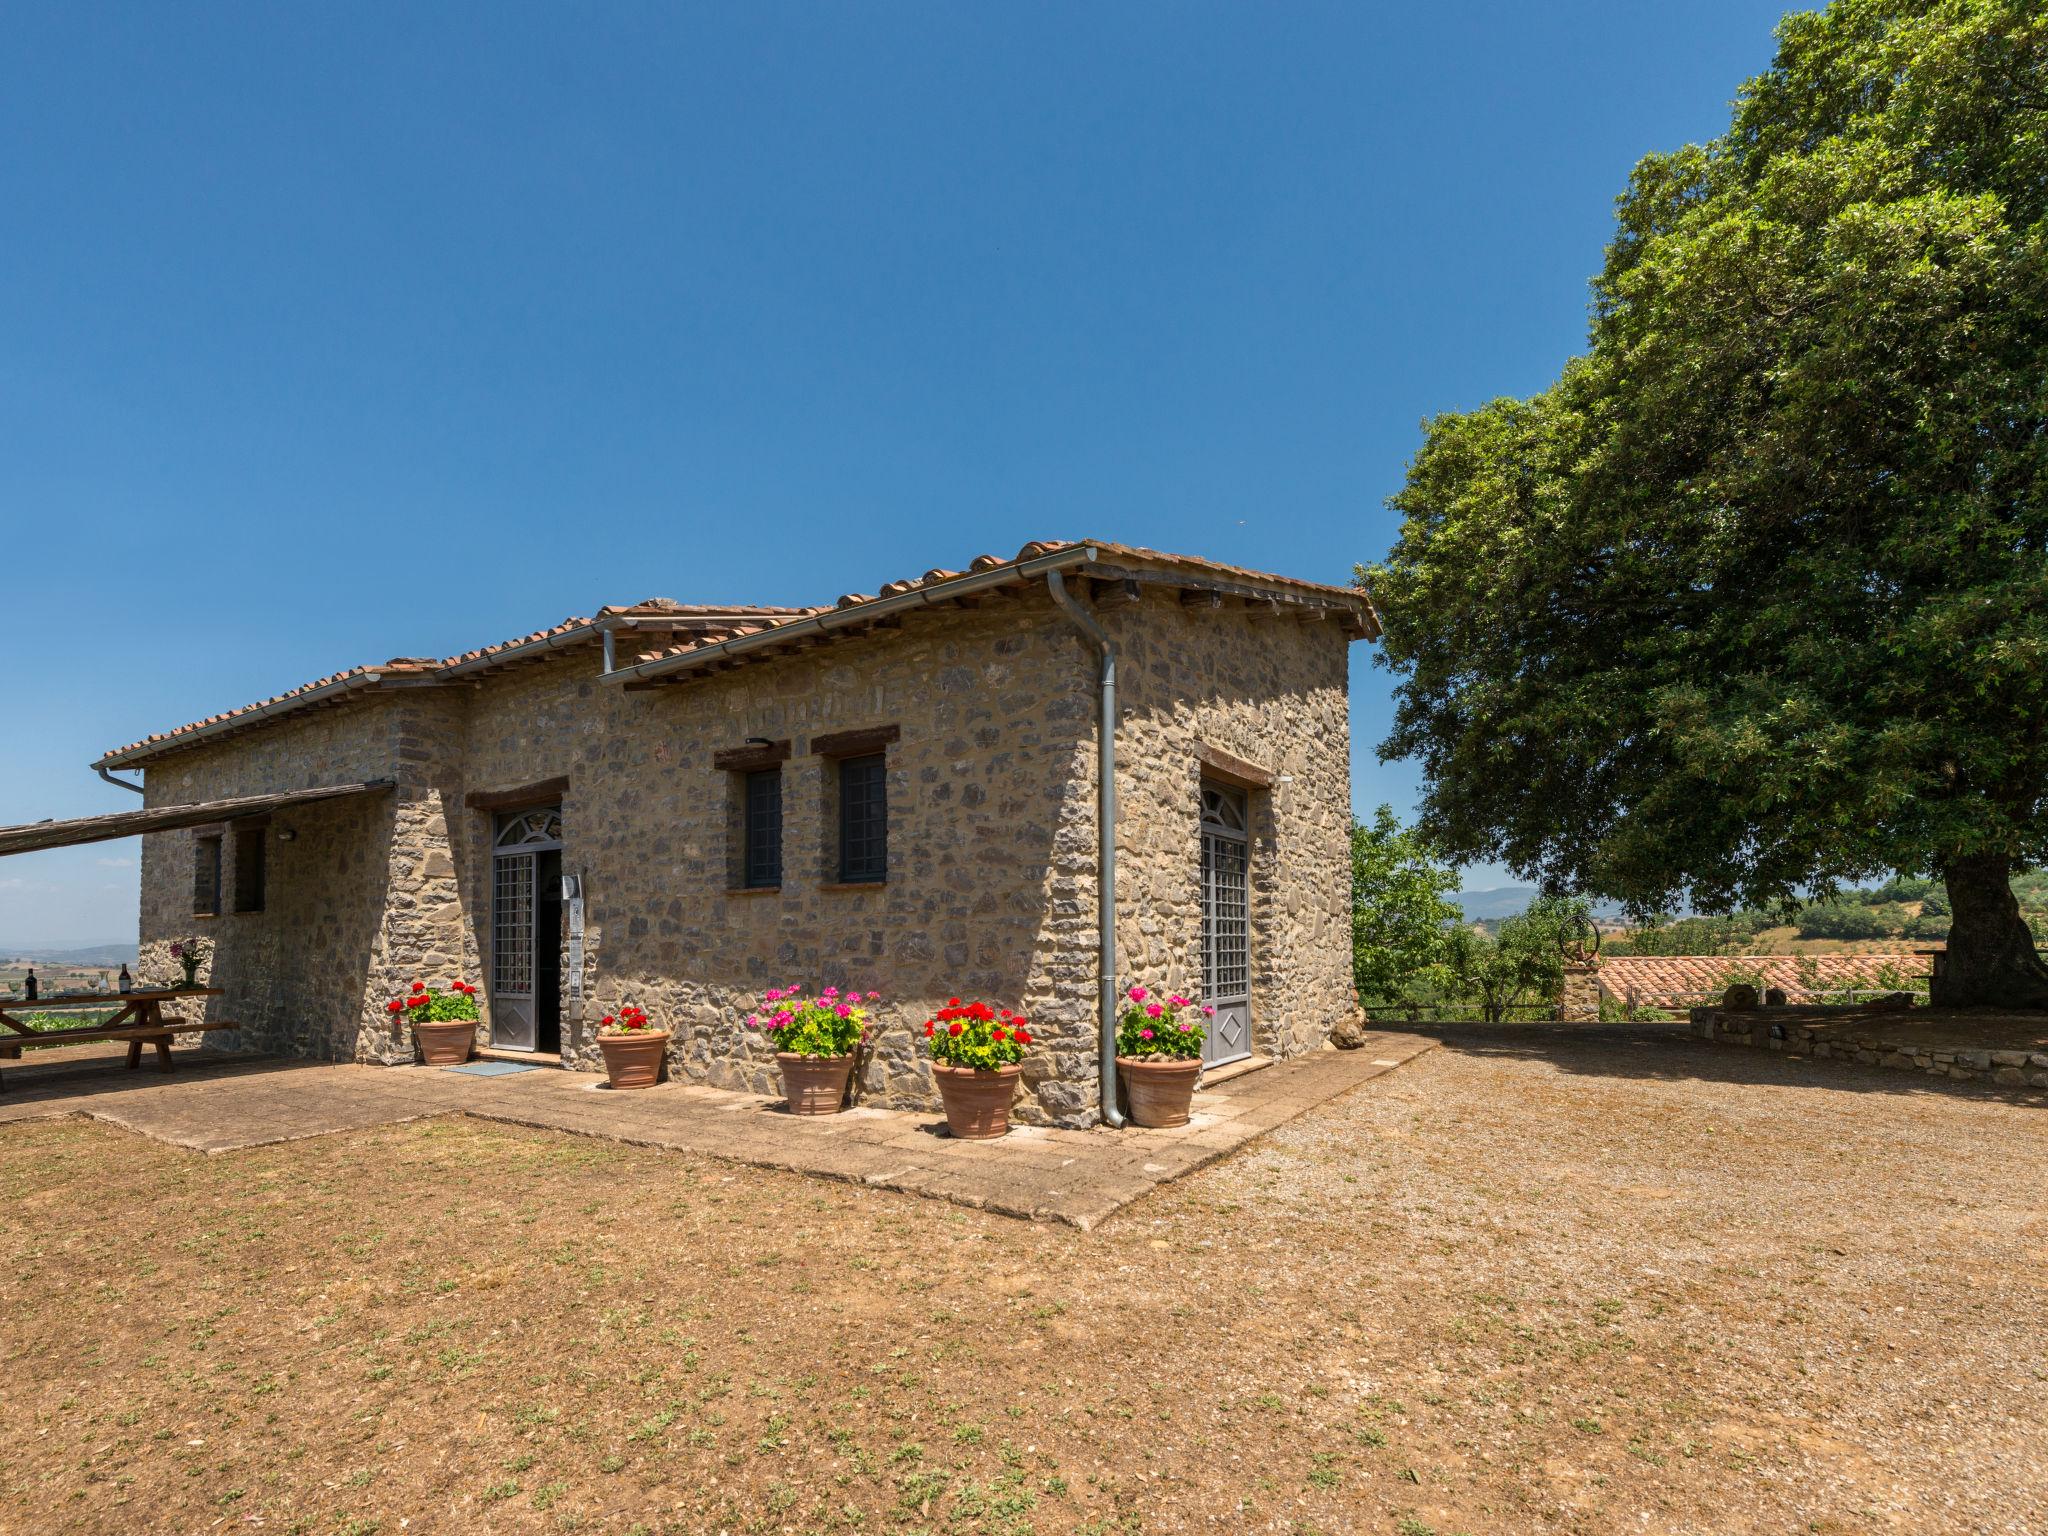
[1453,887,1637,923]
[1453,885,1545,920]
[0,943,137,969]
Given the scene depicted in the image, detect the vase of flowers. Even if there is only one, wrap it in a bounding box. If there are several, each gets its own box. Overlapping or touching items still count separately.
[388,980,481,1065]
[596,1004,668,1088]
[1114,984,1212,1128]
[923,997,1032,1139]
[747,984,876,1115]
[169,938,209,990]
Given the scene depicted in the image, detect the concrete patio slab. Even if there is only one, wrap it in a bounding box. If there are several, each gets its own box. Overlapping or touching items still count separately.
[0,1031,1436,1227]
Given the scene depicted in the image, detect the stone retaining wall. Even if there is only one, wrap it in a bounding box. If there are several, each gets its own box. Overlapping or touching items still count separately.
[1691,1007,2048,1089]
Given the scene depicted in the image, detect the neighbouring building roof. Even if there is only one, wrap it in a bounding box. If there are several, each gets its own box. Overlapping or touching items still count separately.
[95,540,1378,769]
[0,782,395,858]
[1597,953,1934,1008]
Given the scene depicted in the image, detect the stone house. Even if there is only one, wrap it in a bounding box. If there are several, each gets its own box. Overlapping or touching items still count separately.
[95,540,1377,1127]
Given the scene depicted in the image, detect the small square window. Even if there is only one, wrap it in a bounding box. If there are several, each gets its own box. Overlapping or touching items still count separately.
[742,768,783,889]
[836,754,888,884]
[233,825,266,913]
[192,835,222,917]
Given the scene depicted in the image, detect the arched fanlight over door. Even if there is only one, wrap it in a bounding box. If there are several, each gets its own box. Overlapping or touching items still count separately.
[493,808,563,851]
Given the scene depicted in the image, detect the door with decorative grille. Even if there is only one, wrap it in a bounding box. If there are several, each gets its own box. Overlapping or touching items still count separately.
[490,807,562,1052]
[1200,782,1252,1066]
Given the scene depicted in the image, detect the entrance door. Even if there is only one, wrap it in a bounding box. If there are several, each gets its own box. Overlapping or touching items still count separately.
[490,807,563,1053]
[1200,782,1252,1066]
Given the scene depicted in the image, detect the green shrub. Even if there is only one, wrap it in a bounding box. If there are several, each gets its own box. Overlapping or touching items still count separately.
[1795,903,1890,941]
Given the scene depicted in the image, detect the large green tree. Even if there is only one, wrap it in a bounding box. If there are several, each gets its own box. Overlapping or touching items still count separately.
[1365,0,2048,1007]
[1349,805,1466,1005]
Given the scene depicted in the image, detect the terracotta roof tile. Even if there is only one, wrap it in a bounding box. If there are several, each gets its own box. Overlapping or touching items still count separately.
[99,538,1374,764]
[1597,954,1933,1007]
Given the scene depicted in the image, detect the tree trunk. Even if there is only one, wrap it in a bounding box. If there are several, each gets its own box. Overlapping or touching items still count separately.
[1929,854,2048,1009]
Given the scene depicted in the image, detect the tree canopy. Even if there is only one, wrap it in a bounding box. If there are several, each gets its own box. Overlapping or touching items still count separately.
[1364,0,2048,1006]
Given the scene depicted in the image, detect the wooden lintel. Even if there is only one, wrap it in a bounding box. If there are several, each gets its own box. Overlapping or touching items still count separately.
[712,739,792,772]
[1178,588,1224,610]
[464,775,570,812]
[811,723,902,758]
[1197,744,1277,790]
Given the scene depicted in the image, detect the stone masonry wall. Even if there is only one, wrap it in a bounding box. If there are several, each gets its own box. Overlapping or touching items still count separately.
[1692,1007,2048,1090]
[1105,594,1355,1062]
[455,594,1101,1123]
[139,701,404,1060]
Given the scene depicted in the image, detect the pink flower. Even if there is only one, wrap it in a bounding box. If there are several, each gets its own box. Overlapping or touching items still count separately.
[835,1004,852,1018]
[774,1010,793,1026]
[1202,1006,1216,1017]
[1128,986,1147,1002]
[1145,1003,1163,1018]
[1178,1022,1193,1032]
[822,986,838,998]
[747,1013,760,1026]
[1139,1028,1154,1040]
[1169,994,1189,1008]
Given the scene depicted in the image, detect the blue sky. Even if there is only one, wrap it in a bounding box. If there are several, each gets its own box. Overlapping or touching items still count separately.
[0,1,1793,947]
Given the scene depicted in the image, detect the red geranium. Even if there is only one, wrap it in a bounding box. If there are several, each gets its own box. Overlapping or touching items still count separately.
[925,996,1032,1071]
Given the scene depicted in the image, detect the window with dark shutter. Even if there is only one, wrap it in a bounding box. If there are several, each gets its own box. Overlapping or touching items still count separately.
[193,836,222,917]
[836,754,888,884]
[233,825,266,913]
[743,768,783,888]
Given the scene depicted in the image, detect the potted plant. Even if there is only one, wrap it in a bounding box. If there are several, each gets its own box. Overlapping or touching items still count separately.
[388,980,481,1065]
[169,937,209,990]
[1115,984,1211,1128]
[746,985,876,1114]
[596,1004,668,1088]
[923,997,1032,1139]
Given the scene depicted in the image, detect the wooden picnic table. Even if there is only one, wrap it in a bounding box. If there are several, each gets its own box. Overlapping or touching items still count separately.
[0,987,236,1090]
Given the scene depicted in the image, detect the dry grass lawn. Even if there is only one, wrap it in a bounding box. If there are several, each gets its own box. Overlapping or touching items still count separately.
[2,1027,2043,1535]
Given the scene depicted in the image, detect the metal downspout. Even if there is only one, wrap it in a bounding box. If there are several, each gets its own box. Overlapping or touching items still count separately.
[96,764,144,795]
[1046,569,1125,1128]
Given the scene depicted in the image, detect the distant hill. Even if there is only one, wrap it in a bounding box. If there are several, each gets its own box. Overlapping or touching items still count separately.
[1452,886,1544,921]
[0,943,137,968]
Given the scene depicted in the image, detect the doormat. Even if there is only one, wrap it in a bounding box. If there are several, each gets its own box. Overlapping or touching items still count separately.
[444,1061,546,1077]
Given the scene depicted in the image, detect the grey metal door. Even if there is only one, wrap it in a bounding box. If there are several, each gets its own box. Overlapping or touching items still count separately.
[1200,783,1251,1065]
[490,807,562,1052]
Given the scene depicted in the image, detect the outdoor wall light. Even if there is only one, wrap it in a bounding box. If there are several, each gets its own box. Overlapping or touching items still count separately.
[277,828,297,842]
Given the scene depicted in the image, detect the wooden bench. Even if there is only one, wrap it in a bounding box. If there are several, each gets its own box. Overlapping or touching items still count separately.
[0,988,237,1090]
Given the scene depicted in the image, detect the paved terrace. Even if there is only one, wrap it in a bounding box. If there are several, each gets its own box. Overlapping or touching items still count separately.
[0,1032,1434,1229]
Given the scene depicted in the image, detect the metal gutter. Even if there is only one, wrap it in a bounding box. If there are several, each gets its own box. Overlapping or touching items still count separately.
[95,763,145,796]
[603,544,1103,686]
[1045,567,1126,1129]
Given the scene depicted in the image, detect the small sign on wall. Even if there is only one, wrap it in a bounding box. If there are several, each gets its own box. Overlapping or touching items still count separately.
[564,872,585,1004]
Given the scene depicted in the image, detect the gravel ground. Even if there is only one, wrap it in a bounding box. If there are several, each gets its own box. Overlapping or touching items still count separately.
[1,1024,2042,1535]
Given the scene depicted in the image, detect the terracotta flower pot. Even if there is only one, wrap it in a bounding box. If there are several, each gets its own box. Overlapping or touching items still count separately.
[598,1029,670,1089]
[777,1052,855,1115]
[415,1019,475,1066]
[1118,1055,1202,1128]
[931,1061,1023,1140]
